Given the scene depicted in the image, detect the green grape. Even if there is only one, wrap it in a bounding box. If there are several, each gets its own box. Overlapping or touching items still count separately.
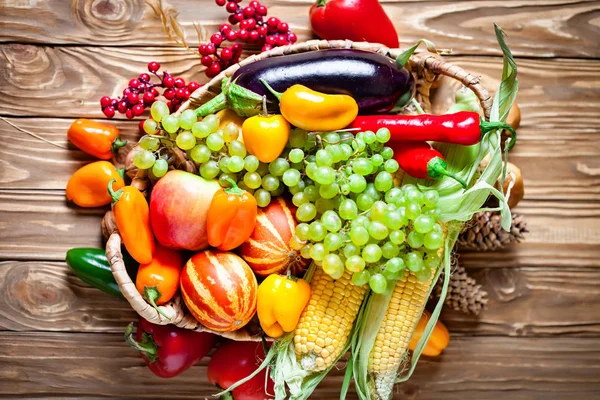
[415,267,432,282]
[352,158,372,176]
[254,189,271,207]
[162,115,180,134]
[133,150,156,169]
[306,155,317,163]
[228,156,245,173]
[424,231,444,250]
[179,109,197,130]
[382,268,400,281]
[139,136,160,151]
[261,175,279,192]
[345,255,365,273]
[176,131,196,150]
[401,184,417,193]
[386,257,405,273]
[237,181,252,192]
[369,273,387,294]
[219,157,231,173]
[376,127,391,143]
[405,189,424,205]
[424,254,441,270]
[308,221,327,241]
[297,203,317,222]
[356,193,375,211]
[355,131,365,141]
[407,231,424,248]
[405,251,424,272]
[364,183,381,200]
[269,158,290,177]
[190,144,211,164]
[369,201,387,222]
[289,235,306,251]
[292,193,309,208]
[352,138,366,152]
[319,183,340,199]
[324,233,344,252]
[304,185,320,202]
[363,130,376,144]
[321,210,342,232]
[300,244,312,259]
[386,203,396,212]
[324,132,341,144]
[340,132,354,142]
[200,160,220,180]
[289,128,307,148]
[350,226,369,246]
[431,223,443,234]
[309,243,327,262]
[223,122,240,142]
[340,183,350,195]
[150,101,169,122]
[343,243,360,258]
[353,215,370,228]
[384,159,399,173]
[244,155,259,172]
[385,209,405,230]
[296,223,310,241]
[143,119,160,135]
[368,221,388,241]
[219,173,237,188]
[352,270,371,286]
[323,254,344,278]
[406,203,421,220]
[381,242,400,258]
[362,244,382,263]
[348,174,367,193]
[315,149,333,166]
[203,114,220,132]
[339,199,358,220]
[305,162,318,181]
[374,171,393,192]
[424,208,440,220]
[389,230,406,245]
[393,195,406,208]
[424,190,439,207]
[371,154,384,167]
[271,185,285,198]
[340,143,353,160]
[328,145,344,164]
[206,133,225,151]
[228,140,247,158]
[414,215,436,234]
[192,121,211,139]
[314,166,335,185]
[151,158,168,178]
[315,198,336,214]
[282,169,301,187]
[288,148,304,163]
[381,147,394,160]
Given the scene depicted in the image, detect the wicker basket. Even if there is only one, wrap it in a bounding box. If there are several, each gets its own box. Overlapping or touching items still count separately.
[104,39,492,341]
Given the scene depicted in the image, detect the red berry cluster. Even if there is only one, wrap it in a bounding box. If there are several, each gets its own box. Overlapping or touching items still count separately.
[199,0,297,78]
[100,62,201,119]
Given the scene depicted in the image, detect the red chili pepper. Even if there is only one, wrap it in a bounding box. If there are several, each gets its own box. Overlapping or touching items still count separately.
[208,340,274,400]
[348,111,517,150]
[309,0,399,49]
[125,319,217,378]
[391,141,467,188]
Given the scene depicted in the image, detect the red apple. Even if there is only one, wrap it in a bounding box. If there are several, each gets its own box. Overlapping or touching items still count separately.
[150,170,221,251]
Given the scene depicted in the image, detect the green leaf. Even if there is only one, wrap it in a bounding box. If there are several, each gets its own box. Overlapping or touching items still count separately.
[395,39,441,68]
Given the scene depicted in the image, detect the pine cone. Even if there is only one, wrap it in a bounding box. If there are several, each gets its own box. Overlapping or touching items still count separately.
[457,211,528,251]
[433,264,488,315]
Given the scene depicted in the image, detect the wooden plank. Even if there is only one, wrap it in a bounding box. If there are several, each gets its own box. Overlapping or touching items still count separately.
[0,332,598,399]
[1,47,599,118]
[1,0,599,59]
[1,261,599,337]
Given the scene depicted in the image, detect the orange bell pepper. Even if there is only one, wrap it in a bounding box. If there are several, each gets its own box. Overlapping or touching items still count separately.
[108,181,154,264]
[136,243,184,318]
[66,161,124,207]
[242,114,290,163]
[257,274,311,338]
[67,119,127,160]
[409,310,450,357]
[207,178,257,251]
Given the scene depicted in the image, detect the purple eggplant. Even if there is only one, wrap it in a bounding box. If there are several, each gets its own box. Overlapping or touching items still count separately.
[231,49,415,114]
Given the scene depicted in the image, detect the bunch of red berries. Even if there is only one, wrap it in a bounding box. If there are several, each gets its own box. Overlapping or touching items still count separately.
[199,0,297,78]
[100,62,201,118]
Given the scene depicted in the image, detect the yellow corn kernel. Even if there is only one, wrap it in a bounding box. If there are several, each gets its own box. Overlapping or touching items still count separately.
[294,268,367,372]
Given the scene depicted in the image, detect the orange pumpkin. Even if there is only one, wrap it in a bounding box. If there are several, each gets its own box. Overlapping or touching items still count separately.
[239,197,310,276]
[409,310,450,356]
[180,250,257,332]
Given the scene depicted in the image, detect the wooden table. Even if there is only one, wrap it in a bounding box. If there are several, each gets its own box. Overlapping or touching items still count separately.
[1,0,599,398]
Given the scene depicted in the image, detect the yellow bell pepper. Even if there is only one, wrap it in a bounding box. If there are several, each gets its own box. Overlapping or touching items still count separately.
[408,310,450,356]
[257,274,311,338]
[242,114,290,163]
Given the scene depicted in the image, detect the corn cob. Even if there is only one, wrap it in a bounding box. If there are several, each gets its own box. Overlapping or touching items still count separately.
[294,267,368,372]
[368,270,434,400]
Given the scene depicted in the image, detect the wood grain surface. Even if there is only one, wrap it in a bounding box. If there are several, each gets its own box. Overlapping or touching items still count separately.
[0,0,599,398]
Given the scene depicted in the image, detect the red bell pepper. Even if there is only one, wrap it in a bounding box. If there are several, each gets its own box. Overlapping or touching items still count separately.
[208,340,274,400]
[309,0,399,49]
[125,319,217,378]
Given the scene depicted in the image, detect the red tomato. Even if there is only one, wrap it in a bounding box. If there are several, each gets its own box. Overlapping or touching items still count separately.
[208,340,274,400]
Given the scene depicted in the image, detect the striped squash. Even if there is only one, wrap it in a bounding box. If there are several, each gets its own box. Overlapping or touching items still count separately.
[180,250,257,332]
[240,197,310,276]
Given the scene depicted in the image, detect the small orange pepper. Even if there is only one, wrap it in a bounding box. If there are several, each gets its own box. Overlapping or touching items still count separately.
[108,181,154,264]
[207,178,258,251]
[257,274,311,338]
[242,114,290,163]
[67,119,127,160]
[409,310,450,357]
[136,243,184,318]
[66,161,124,207]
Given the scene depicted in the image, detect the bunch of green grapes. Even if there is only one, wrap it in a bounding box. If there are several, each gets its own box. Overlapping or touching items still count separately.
[284,129,445,294]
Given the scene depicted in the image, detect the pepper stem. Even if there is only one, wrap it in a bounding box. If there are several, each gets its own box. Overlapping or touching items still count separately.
[112,136,128,153]
[480,118,517,150]
[194,92,227,117]
[261,95,268,117]
[116,168,125,180]
[124,322,159,363]
[219,392,234,400]
[316,0,327,6]
[259,79,283,101]
[224,177,245,195]
[107,179,123,205]
[428,157,467,188]
[143,286,170,320]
